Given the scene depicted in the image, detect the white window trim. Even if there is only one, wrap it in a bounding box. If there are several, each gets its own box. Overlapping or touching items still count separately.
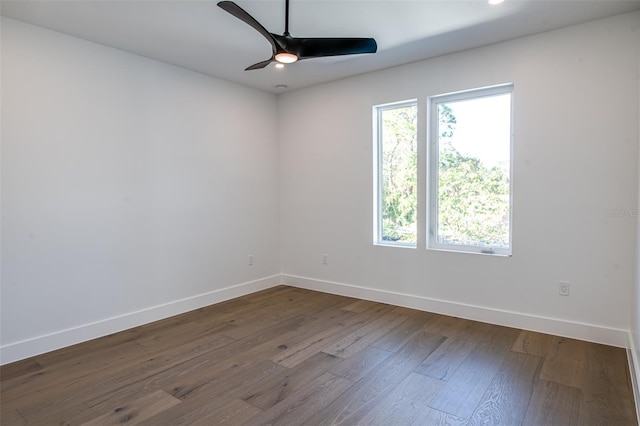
[427,84,514,256]
[373,99,418,248]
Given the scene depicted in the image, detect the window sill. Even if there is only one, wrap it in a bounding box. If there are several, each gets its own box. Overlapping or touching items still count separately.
[427,247,512,257]
[374,242,417,249]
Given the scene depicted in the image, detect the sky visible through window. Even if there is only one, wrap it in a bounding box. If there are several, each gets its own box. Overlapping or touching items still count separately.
[444,93,511,169]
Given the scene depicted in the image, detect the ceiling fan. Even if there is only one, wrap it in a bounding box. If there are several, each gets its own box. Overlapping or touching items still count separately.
[217,0,377,70]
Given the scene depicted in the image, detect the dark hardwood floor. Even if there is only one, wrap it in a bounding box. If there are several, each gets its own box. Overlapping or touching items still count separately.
[1,285,637,425]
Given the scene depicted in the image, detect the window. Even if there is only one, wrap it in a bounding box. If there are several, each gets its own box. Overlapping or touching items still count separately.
[428,84,513,255]
[373,100,418,247]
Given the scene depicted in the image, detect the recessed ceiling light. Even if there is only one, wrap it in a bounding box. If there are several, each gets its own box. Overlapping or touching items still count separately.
[488,0,504,4]
[275,84,288,90]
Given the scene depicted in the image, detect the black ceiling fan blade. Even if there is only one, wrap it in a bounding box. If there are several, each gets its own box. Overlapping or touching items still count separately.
[217,1,279,53]
[245,58,274,70]
[293,37,378,58]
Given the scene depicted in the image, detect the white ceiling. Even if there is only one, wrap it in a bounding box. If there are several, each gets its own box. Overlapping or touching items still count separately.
[2,0,639,93]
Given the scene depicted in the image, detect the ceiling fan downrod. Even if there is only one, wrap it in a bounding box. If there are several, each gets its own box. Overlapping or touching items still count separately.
[284,0,290,36]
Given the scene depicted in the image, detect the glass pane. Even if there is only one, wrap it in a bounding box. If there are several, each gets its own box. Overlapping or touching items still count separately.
[437,93,511,248]
[381,105,417,244]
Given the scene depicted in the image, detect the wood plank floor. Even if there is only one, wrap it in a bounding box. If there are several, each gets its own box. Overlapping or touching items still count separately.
[1,286,637,425]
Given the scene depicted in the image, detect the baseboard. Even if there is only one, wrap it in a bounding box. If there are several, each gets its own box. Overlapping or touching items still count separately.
[282,274,629,348]
[3,273,630,366]
[628,332,640,421]
[0,274,281,365]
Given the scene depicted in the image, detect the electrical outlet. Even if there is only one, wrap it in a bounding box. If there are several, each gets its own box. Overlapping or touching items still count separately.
[559,281,570,296]
[322,254,328,265]
[248,254,254,266]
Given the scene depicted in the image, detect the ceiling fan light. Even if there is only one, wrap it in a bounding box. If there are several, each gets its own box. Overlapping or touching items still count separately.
[275,52,298,64]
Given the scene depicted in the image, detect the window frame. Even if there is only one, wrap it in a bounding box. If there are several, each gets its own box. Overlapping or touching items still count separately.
[427,84,514,256]
[373,99,418,248]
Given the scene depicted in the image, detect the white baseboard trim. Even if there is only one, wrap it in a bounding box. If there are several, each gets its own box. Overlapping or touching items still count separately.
[3,273,630,366]
[0,275,281,365]
[282,274,629,348]
[627,332,640,421]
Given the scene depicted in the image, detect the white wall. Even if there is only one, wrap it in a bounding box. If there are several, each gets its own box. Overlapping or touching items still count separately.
[633,10,640,411]
[279,12,640,346]
[1,17,280,363]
